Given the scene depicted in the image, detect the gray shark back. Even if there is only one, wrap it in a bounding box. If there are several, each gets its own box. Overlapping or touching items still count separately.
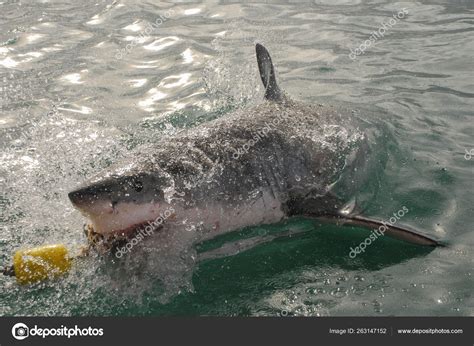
[130,97,360,218]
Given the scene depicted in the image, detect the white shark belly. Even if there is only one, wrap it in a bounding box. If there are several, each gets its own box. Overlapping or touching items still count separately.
[173,189,286,240]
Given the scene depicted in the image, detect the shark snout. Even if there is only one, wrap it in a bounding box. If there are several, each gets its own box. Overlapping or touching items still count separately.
[68,166,174,235]
[68,185,114,216]
[69,186,167,235]
[68,188,92,206]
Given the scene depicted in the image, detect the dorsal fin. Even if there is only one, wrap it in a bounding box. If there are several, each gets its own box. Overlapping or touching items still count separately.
[256,43,282,101]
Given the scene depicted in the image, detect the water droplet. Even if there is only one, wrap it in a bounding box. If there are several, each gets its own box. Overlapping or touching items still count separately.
[372,299,383,313]
[330,287,347,298]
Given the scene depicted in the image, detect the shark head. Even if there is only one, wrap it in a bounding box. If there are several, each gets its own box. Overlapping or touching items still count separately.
[68,163,175,236]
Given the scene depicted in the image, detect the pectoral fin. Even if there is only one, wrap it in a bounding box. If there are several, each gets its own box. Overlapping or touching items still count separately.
[314,213,441,247]
[286,193,442,247]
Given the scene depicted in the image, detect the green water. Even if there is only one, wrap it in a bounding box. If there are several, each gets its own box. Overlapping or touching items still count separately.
[0,0,472,316]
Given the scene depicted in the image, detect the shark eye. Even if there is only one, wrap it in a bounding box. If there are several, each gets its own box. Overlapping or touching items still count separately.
[132,179,143,192]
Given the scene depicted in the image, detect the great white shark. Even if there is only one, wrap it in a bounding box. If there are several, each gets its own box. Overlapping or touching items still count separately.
[68,43,440,254]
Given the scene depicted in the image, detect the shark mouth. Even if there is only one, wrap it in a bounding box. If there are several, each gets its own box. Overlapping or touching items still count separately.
[84,219,165,254]
[83,204,177,254]
[69,197,175,253]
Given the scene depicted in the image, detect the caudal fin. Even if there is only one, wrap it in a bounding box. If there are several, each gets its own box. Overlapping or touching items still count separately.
[256,43,282,101]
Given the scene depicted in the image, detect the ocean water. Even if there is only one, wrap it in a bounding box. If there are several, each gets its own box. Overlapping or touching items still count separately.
[0,0,472,316]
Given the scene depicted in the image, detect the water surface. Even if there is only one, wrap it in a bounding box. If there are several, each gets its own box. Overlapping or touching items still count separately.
[0,0,473,316]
